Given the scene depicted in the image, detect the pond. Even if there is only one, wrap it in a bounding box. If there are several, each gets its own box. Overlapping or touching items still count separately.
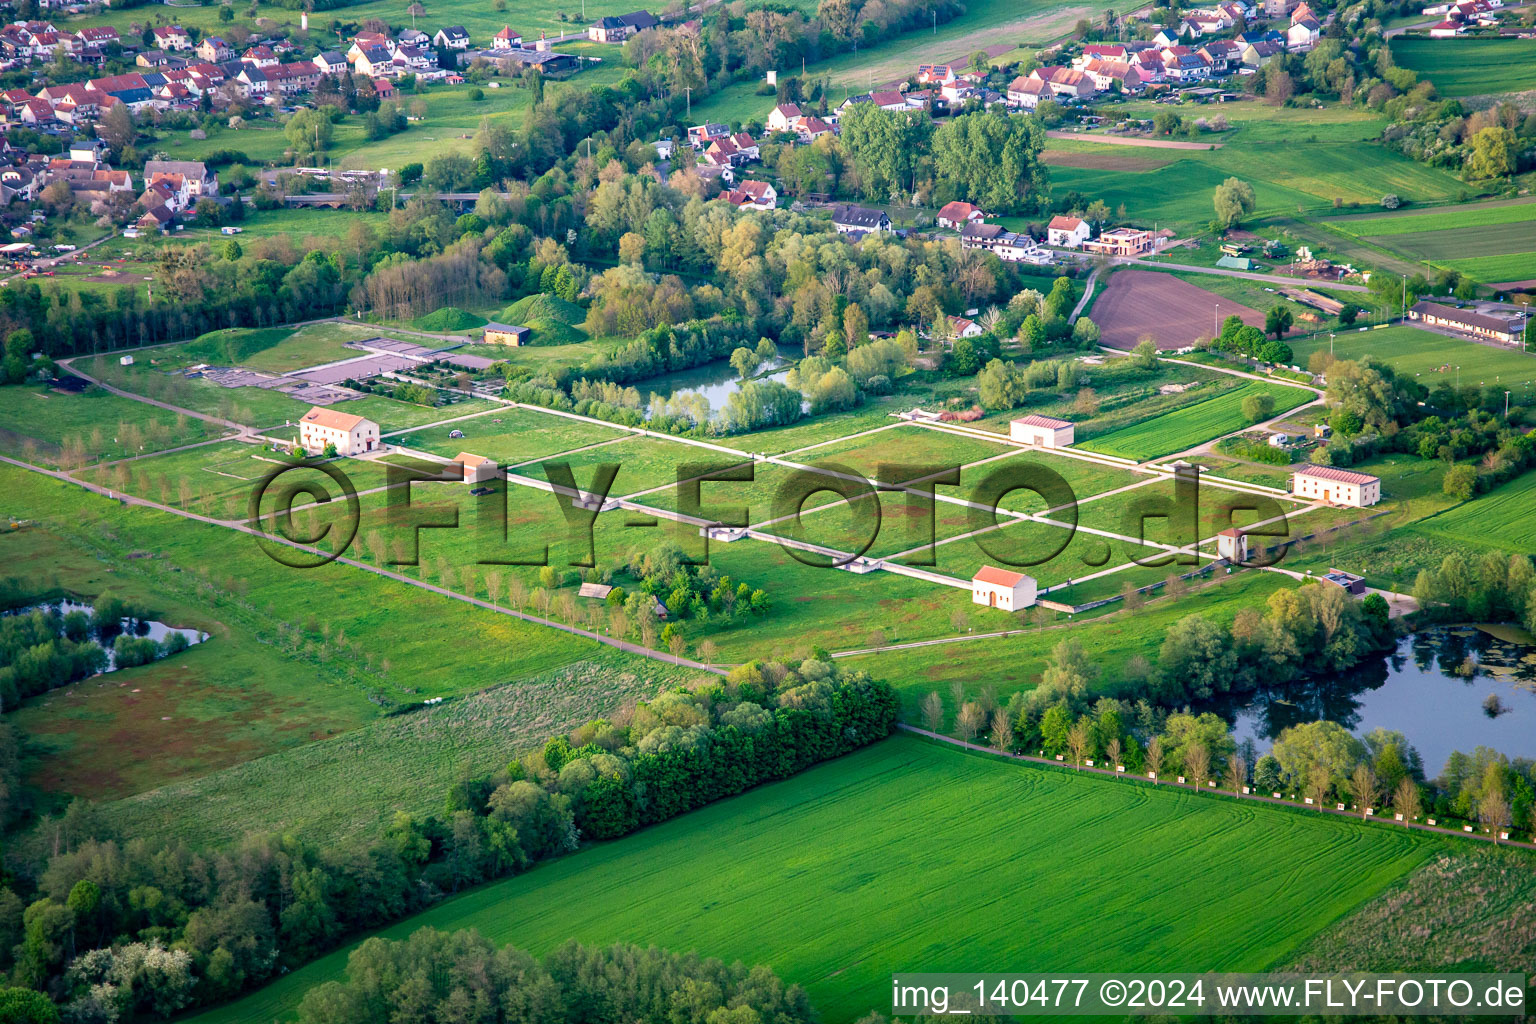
[1214,626,1536,775]
[644,358,799,418]
[16,600,207,672]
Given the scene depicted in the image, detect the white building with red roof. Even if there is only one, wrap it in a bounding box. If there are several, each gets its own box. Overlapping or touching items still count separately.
[1047,215,1091,247]
[1291,465,1381,507]
[1009,414,1075,447]
[299,407,379,456]
[937,201,985,229]
[972,565,1038,610]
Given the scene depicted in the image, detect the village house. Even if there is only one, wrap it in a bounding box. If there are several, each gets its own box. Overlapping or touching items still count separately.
[196,36,233,62]
[1428,19,1465,35]
[1074,42,1128,67]
[971,566,1038,611]
[936,201,985,229]
[1242,39,1286,65]
[1291,465,1381,507]
[242,44,279,67]
[1082,226,1155,256]
[830,204,891,235]
[299,407,380,456]
[1046,215,1092,247]
[1286,13,1321,50]
[949,316,983,338]
[313,50,348,75]
[916,63,958,86]
[1408,299,1527,344]
[1009,414,1075,447]
[729,179,777,209]
[1198,40,1245,70]
[144,159,217,199]
[151,25,192,51]
[1032,65,1098,100]
[1006,75,1052,108]
[767,103,802,132]
[588,10,658,42]
[433,25,471,49]
[1084,58,1147,92]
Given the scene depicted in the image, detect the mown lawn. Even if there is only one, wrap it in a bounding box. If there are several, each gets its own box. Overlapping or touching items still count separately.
[1079,381,1315,461]
[187,735,1438,1024]
[1288,325,1536,387]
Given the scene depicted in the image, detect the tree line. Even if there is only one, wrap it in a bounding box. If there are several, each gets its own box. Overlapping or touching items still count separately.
[0,661,896,1019]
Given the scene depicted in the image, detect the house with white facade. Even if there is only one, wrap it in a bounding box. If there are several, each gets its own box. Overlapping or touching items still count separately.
[971,566,1038,611]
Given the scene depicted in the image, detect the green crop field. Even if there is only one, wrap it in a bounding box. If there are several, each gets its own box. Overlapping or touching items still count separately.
[188,736,1438,1024]
[1333,199,1536,238]
[1389,38,1536,97]
[1441,251,1536,284]
[1289,325,1536,387]
[1418,470,1536,554]
[1079,382,1315,461]
[1359,222,1536,262]
[690,0,1117,125]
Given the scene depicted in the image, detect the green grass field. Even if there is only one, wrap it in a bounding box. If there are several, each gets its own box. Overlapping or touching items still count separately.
[187,736,1439,1024]
[1079,381,1315,461]
[1417,469,1536,554]
[0,383,218,467]
[1389,38,1536,97]
[215,322,388,375]
[1440,251,1536,284]
[390,406,628,464]
[1,524,376,804]
[1333,199,1536,238]
[1289,325,1536,389]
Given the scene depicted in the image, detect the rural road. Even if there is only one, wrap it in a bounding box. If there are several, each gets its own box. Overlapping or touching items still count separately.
[1047,130,1221,150]
[1123,257,1372,292]
[899,725,1533,848]
[61,356,253,434]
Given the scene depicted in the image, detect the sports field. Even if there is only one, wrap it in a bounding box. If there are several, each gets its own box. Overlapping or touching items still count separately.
[1389,38,1536,97]
[1079,381,1315,461]
[1289,325,1536,386]
[189,736,1438,1024]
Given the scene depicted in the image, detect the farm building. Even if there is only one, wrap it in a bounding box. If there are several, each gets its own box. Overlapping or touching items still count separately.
[1291,464,1380,507]
[454,452,497,483]
[578,582,614,599]
[1407,300,1526,345]
[1046,215,1091,247]
[1009,414,1075,447]
[299,406,379,456]
[971,565,1038,611]
[1216,527,1248,562]
[482,323,530,345]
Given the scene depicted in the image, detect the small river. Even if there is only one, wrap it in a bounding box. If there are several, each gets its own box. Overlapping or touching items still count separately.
[1214,626,1536,774]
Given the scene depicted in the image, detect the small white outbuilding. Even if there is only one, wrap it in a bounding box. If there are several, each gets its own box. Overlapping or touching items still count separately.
[1009,414,1075,448]
[971,565,1038,611]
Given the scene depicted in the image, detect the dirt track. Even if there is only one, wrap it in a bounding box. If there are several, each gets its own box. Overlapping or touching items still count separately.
[1092,269,1264,350]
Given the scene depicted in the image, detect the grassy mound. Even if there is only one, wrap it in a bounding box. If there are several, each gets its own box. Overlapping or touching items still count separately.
[181,327,291,365]
[413,307,488,332]
[501,293,585,326]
